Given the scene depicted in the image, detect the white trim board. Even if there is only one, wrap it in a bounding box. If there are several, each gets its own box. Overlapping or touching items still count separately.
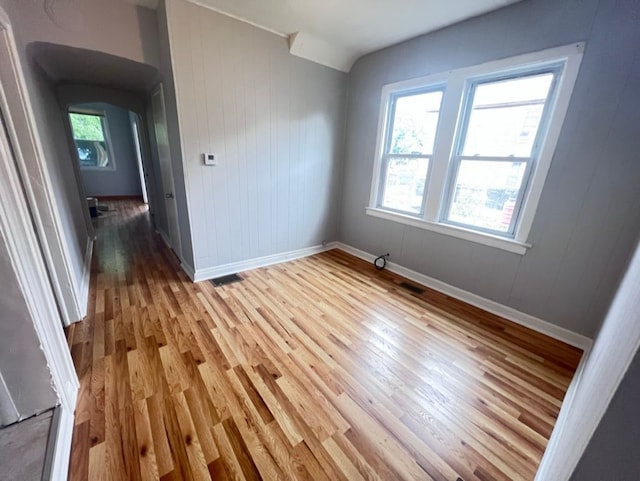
[157,229,172,250]
[43,405,74,481]
[334,242,592,350]
[181,261,196,282]
[0,9,89,328]
[191,243,338,283]
[77,237,93,320]
[0,8,79,479]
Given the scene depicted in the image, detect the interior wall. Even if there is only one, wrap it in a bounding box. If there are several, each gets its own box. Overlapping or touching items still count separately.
[0,216,58,427]
[340,0,640,337]
[23,60,91,304]
[164,0,347,272]
[72,102,143,197]
[1,0,159,69]
[57,84,166,230]
[156,0,194,267]
[570,346,640,480]
[536,236,640,480]
[0,0,162,324]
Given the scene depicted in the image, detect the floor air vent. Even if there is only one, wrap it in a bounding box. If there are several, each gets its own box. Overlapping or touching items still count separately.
[210,273,243,287]
[399,281,425,295]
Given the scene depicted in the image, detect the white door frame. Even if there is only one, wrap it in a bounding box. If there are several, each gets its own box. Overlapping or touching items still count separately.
[151,83,182,257]
[131,113,149,204]
[0,10,92,327]
[0,8,79,480]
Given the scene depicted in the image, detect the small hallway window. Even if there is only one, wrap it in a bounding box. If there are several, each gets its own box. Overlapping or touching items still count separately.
[69,110,115,170]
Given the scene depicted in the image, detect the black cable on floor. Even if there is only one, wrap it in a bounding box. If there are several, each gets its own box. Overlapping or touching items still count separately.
[374,253,390,270]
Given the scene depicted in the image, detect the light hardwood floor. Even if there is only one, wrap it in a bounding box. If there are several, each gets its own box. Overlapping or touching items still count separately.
[66,200,582,481]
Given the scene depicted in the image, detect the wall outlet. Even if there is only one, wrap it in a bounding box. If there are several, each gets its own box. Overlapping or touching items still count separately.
[203,153,216,166]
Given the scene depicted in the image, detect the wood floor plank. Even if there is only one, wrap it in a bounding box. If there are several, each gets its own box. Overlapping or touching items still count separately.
[133,399,160,481]
[66,200,582,481]
[88,442,106,481]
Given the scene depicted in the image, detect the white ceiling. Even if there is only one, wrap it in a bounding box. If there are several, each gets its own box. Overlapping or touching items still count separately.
[129,0,520,72]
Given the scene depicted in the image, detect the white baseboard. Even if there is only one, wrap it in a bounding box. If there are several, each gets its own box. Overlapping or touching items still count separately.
[334,242,593,350]
[192,242,338,283]
[181,261,196,281]
[534,343,592,481]
[157,230,171,250]
[44,405,74,481]
[77,237,93,320]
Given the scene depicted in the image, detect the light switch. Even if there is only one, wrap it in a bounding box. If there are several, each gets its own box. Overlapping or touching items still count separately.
[203,153,216,166]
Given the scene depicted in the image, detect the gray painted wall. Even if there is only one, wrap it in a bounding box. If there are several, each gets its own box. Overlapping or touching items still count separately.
[165,0,347,271]
[57,84,167,239]
[571,346,640,480]
[0,222,58,427]
[0,0,162,324]
[1,0,160,70]
[156,0,194,268]
[74,102,143,198]
[26,61,91,306]
[340,0,640,337]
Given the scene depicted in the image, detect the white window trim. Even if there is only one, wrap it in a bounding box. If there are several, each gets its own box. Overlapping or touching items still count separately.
[368,43,585,254]
[69,108,117,171]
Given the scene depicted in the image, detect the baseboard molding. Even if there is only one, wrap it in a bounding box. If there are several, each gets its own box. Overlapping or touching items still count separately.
[334,242,593,350]
[157,230,171,250]
[534,343,592,481]
[77,237,93,320]
[181,261,196,282]
[95,195,144,201]
[192,242,338,283]
[43,405,74,481]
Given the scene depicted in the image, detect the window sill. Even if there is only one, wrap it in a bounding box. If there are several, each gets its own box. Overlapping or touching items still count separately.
[365,207,531,255]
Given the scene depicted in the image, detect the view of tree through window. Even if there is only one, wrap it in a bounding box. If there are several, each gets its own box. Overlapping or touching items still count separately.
[69,112,113,169]
[380,90,443,214]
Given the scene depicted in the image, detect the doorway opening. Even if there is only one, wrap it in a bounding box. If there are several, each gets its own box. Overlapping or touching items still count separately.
[67,102,149,216]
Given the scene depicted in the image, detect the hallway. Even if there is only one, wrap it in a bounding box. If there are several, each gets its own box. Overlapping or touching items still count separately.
[66,200,582,481]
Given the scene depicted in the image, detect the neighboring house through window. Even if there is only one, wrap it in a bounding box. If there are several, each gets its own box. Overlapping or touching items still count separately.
[68,109,115,170]
[368,43,584,254]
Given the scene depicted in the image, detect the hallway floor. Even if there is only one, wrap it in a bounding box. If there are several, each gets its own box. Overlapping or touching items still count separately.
[65,200,582,481]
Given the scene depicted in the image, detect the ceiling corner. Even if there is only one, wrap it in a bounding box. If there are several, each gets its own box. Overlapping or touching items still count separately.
[288,31,357,73]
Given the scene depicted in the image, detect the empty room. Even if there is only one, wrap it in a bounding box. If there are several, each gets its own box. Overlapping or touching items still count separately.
[0,0,638,480]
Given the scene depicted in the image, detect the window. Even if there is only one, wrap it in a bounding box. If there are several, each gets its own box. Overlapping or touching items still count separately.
[378,88,444,215]
[444,70,559,235]
[368,44,584,254]
[68,110,115,170]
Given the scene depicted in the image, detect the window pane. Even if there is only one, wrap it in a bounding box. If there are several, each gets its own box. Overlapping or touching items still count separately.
[69,112,112,169]
[447,160,527,233]
[381,157,429,214]
[69,113,105,141]
[389,90,443,155]
[461,73,554,157]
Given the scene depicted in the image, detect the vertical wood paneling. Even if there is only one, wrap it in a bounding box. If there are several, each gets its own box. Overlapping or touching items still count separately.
[166,0,347,271]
